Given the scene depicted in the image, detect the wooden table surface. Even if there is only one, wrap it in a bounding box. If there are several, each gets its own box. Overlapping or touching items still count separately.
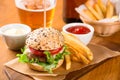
[0,0,120,80]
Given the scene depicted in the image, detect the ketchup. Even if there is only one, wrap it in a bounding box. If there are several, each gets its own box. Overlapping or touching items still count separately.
[66,26,90,34]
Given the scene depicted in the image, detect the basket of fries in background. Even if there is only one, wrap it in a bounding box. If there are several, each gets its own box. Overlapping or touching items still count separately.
[75,0,120,37]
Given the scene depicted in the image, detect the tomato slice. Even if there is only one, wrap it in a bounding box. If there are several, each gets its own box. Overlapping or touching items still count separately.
[29,47,45,57]
[49,46,63,55]
[29,46,63,57]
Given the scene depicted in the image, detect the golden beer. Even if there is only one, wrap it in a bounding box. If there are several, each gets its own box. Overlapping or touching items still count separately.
[15,0,56,30]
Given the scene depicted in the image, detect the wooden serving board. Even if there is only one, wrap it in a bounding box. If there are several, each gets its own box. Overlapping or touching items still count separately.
[4,59,108,80]
[3,41,120,80]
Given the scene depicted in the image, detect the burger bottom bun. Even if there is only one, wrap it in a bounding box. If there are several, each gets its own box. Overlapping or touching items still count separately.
[27,59,64,72]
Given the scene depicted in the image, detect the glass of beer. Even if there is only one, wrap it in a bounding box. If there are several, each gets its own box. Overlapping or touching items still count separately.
[15,0,56,30]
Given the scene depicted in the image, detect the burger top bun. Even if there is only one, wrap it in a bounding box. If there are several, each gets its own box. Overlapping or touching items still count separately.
[26,27,64,50]
[27,59,64,71]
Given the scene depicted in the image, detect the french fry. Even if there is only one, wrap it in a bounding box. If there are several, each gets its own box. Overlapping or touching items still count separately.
[67,43,90,64]
[68,46,89,64]
[76,0,116,22]
[65,55,71,70]
[65,34,88,59]
[85,3,103,20]
[97,0,106,16]
[71,56,80,62]
[75,4,97,21]
[106,0,114,18]
[69,48,89,64]
[70,52,81,62]
[77,52,90,64]
[62,32,93,64]
[94,3,104,19]
[63,32,93,61]
[68,46,81,60]
[83,9,97,21]
[69,47,88,64]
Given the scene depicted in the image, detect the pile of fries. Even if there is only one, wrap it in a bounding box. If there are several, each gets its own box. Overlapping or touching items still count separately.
[62,32,93,70]
[76,0,117,21]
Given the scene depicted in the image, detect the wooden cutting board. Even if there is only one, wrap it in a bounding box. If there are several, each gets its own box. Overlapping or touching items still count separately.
[3,41,120,80]
[4,59,108,80]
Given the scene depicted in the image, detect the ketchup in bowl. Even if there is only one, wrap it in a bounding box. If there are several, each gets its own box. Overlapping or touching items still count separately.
[66,26,90,34]
[63,23,94,45]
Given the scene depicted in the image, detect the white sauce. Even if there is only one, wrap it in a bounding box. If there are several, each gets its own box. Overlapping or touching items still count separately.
[4,28,26,36]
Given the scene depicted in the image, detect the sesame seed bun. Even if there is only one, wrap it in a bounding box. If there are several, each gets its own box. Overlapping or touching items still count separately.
[26,27,64,50]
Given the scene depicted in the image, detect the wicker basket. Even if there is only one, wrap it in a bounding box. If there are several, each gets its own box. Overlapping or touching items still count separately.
[80,16,120,36]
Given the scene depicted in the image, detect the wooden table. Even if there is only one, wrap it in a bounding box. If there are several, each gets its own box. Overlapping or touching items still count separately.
[0,0,120,80]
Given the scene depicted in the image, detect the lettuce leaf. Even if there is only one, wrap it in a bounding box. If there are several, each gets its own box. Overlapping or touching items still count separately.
[16,54,29,63]
[44,51,54,64]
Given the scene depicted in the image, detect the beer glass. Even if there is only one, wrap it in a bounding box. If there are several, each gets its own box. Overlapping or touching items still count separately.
[15,0,56,30]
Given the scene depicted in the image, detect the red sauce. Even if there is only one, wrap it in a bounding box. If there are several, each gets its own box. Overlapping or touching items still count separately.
[66,26,90,34]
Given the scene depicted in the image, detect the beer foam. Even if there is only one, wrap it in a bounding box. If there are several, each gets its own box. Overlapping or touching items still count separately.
[15,0,56,12]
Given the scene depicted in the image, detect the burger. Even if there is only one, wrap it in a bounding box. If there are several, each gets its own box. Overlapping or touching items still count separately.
[17,27,70,73]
